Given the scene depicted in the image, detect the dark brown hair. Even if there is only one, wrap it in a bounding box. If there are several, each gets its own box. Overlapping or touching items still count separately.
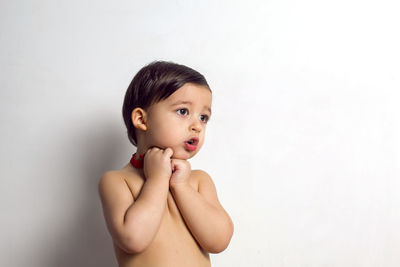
[122,61,211,146]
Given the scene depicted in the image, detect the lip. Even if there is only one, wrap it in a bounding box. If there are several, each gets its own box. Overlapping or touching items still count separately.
[184,137,199,152]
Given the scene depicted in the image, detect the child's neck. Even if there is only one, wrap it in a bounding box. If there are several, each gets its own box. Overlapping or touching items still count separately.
[135,143,148,158]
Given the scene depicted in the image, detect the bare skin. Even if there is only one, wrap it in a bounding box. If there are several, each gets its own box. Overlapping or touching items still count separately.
[98,84,233,267]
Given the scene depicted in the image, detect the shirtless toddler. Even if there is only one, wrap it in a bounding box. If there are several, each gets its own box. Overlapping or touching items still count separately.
[98,61,234,267]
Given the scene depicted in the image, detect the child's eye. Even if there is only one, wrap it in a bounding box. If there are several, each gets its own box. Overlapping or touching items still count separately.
[200,114,209,123]
[176,108,189,116]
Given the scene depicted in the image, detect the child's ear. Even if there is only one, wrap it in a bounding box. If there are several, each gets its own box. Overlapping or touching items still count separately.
[131,108,147,131]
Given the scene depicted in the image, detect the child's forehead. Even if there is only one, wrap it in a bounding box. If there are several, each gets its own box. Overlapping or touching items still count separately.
[167,83,212,103]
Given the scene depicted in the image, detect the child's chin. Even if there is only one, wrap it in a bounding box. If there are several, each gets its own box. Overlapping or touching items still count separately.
[173,151,197,160]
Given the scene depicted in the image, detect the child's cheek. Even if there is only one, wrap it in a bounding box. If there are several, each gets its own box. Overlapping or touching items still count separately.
[153,124,178,147]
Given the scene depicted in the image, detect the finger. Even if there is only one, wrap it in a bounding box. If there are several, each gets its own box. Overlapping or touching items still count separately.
[164,147,174,158]
[147,147,161,154]
[171,160,176,173]
[170,159,183,169]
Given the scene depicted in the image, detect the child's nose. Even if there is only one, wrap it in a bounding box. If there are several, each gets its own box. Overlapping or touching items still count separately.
[190,120,202,133]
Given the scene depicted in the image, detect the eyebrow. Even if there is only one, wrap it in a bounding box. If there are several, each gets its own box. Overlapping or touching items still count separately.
[171,100,212,114]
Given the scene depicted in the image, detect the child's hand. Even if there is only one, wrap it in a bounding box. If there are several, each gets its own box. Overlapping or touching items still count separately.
[169,159,191,186]
[143,147,173,181]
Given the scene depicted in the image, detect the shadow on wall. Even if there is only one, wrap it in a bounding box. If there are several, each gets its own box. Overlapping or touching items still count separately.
[47,120,129,267]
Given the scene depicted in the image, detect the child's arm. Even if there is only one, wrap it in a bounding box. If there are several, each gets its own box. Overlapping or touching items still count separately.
[169,161,234,253]
[98,148,173,253]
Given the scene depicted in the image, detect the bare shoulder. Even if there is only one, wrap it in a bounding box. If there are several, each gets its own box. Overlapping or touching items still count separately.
[98,170,129,200]
[98,168,143,202]
[190,169,221,202]
[191,169,213,184]
[99,166,142,185]
[98,170,127,189]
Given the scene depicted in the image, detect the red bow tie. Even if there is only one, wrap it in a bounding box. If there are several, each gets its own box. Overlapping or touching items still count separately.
[130,153,145,169]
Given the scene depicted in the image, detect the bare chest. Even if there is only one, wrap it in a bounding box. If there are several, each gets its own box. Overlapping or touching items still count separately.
[116,174,210,267]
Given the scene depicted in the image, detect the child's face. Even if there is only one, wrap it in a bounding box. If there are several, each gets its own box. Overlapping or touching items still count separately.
[144,83,212,160]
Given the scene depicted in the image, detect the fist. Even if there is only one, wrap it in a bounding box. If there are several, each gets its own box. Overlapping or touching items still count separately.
[169,159,191,186]
[143,147,173,181]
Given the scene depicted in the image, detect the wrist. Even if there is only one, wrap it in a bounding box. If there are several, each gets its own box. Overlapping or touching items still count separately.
[169,180,191,191]
[145,175,171,188]
[145,172,171,181]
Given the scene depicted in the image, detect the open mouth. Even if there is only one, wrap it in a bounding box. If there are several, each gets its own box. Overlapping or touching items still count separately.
[184,137,199,151]
[186,138,199,145]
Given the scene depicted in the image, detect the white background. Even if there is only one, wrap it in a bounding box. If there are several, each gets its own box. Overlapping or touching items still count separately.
[1,0,399,266]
